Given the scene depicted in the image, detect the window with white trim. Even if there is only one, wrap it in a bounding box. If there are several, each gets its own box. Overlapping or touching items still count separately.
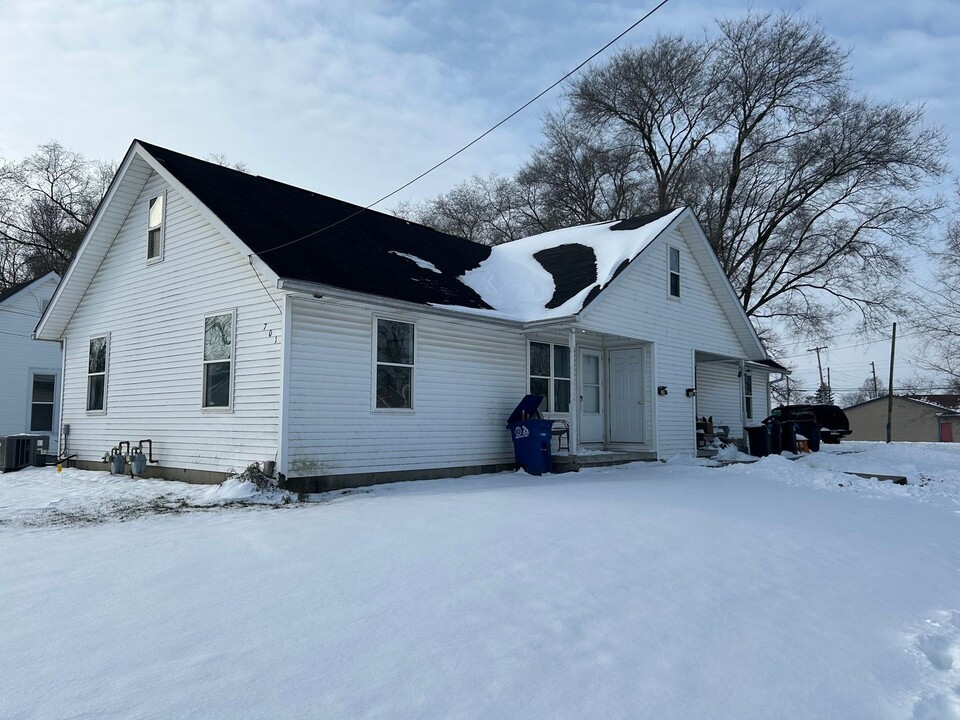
[376,319,415,409]
[30,374,55,431]
[668,246,681,297]
[529,341,570,413]
[86,336,108,412]
[147,193,165,261]
[203,312,234,409]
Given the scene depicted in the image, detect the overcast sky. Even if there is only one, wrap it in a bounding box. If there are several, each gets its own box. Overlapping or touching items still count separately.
[2,0,957,396]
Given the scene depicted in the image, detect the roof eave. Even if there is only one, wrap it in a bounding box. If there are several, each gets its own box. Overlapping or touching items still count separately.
[277,278,526,327]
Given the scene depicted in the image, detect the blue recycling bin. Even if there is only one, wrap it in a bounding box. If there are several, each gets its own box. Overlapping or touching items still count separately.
[506,395,554,475]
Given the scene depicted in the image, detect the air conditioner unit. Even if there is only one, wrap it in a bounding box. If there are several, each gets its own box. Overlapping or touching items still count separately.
[0,435,46,473]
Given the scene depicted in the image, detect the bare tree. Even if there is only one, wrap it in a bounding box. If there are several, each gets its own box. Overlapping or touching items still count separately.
[206,153,249,173]
[412,12,947,343]
[407,173,534,246]
[0,142,114,286]
[912,185,960,386]
[840,376,887,407]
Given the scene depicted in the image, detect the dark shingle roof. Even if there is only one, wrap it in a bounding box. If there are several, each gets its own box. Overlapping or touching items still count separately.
[535,244,598,310]
[0,277,37,305]
[138,141,493,309]
[904,394,960,411]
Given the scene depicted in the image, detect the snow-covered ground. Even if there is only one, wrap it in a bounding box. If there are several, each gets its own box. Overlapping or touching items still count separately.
[2,442,959,719]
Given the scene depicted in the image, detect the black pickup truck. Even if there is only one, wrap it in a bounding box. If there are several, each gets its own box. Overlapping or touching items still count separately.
[770,404,852,444]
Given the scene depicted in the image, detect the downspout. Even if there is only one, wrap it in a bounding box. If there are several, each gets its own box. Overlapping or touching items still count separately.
[739,359,747,441]
[568,328,578,457]
[58,337,67,459]
[277,293,293,479]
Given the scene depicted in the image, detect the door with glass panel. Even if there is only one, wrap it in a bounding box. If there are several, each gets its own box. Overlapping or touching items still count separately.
[579,349,603,443]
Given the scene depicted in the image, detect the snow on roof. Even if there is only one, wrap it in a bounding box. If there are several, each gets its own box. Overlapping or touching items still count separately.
[458,209,684,322]
[389,251,442,274]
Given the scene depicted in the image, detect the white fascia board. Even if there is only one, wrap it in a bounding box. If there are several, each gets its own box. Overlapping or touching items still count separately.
[35,142,145,340]
[277,278,525,329]
[746,360,791,374]
[132,142,281,289]
[520,316,580,331]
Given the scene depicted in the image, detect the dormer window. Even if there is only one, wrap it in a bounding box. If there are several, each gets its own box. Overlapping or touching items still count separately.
[147,193,165,262]
[668,246,681,298]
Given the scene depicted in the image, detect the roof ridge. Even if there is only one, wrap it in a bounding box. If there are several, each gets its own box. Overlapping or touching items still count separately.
[134,139,482,247]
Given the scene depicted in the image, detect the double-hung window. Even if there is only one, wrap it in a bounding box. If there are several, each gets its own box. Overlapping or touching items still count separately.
[375,319,415,409]
[529,341,570,413]
[743,371,754,421]
[87,336,108,412]
[203,311,234,409]
[147,193,165,262]
[30,374,56,431]
[668,246,681,298]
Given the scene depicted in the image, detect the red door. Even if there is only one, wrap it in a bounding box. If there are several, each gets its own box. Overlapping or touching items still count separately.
[940,422,954,442]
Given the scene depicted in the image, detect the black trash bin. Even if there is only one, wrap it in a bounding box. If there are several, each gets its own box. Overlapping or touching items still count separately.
[506,395,554,475]
[781,421,799,454]
[746,424,770,457]
[766,418,783,455]
[796,421,821,452]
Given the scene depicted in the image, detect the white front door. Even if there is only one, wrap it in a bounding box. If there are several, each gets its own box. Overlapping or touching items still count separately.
[579,349,603,443]
[609,348,645,443]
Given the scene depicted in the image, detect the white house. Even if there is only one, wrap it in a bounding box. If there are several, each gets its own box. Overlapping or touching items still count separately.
[0,272,62,454]
[36,141,782,490]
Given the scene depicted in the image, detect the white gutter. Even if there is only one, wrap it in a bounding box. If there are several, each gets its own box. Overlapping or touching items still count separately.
[277,278,528,329]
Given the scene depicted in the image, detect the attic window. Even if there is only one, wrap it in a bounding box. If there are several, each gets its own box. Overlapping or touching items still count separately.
[668,246,681,298]
[147,193,165,262]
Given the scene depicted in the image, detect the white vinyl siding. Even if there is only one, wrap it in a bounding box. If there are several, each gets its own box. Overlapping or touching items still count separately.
[287,297,525,478]
[580,219,754,456]
[0,274,62,452]
[58,171,283,474]
[696,363,744,441]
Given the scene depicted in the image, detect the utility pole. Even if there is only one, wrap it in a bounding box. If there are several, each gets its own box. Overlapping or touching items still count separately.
[886,323,897,443]
[827,367,831,397]
[808,346,828,388]
[871,361,878,398]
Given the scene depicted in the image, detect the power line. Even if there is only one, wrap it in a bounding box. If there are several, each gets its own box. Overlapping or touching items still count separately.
[778,330,924,360]
[256,0,673,257]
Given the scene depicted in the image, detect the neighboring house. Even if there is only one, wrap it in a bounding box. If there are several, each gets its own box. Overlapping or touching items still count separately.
[0,272,62,454]
[843,395,960,442]
[36,141,782,490]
